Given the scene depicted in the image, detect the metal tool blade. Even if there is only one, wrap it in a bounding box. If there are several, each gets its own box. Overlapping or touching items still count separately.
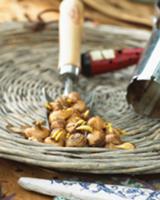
[135,81,160,117]
[63,77,74,96]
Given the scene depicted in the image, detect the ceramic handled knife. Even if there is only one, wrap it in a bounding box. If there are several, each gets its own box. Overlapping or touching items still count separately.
[18,177,160,200]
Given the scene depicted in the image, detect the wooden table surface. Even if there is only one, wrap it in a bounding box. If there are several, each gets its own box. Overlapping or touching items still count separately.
[0,159,125,200]
[0,159,56,199]
[1,158,160,200]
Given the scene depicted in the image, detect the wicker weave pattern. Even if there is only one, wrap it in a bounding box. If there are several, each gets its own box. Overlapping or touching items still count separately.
[1,22,160,174]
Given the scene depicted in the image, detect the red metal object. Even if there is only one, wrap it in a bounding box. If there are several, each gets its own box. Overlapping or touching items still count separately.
[81,47,144,76]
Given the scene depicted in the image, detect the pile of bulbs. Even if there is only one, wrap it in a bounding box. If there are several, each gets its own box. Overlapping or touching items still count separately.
[7,92,135,150]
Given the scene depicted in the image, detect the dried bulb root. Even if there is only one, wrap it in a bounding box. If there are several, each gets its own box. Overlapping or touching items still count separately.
[49,108,74,122]
[115,142,135,150]
[67,92,80,103]
[44,137,64,147]
[23,122,50,142]
[76,125,93,133]
[72,100,86,112]
[7,121,50,142]
[88,116,106,130]
[107,142,135,150]
[50,128,66,142]
[105,133,122,145]
[50,119,66,130]
[66,133,88,147]
[87,130,105,147]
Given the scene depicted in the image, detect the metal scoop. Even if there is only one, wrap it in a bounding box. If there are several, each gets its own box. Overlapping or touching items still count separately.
[127,0,160,118]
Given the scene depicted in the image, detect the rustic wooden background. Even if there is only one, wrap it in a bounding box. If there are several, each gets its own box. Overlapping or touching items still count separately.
[0,0,155,200]
[0,0,154,29]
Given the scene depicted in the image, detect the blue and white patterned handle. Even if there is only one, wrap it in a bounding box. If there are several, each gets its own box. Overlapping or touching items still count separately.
[18,177,160,200]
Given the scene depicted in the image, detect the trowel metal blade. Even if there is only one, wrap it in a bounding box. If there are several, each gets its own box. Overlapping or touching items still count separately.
[135,80,160,117]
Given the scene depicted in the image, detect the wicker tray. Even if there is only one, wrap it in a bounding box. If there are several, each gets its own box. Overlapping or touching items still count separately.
[1,22,159,174]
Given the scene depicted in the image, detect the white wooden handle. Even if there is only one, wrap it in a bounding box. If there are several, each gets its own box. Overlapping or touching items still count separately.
[58,0,84,70]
